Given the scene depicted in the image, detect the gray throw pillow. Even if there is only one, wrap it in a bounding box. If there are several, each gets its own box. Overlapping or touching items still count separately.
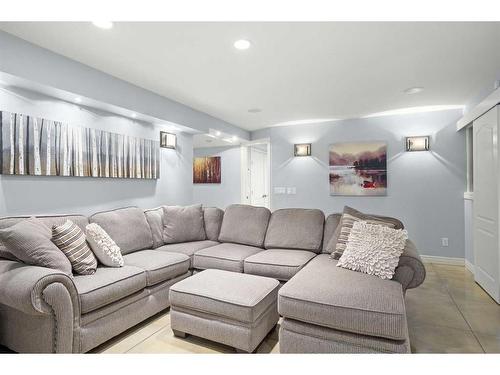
[163,204,206,244]
[0,217,72,275]
[327,206,395,259]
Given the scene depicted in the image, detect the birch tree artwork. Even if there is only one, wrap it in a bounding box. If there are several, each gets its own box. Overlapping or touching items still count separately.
[0,110,160,179]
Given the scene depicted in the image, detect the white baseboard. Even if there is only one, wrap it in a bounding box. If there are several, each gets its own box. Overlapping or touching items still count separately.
[421,255,465,266]
[465,259,475,275]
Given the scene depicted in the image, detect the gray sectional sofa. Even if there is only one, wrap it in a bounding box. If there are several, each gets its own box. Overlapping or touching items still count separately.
[0,204,425,353]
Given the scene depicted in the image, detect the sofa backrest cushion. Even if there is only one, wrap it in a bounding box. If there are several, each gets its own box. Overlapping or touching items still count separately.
[0,214,90,260]
[163,204,207,244]
[90,207,153,255]
[264,208,325,252]
[218,204,271,247]
[322,213,342,253]
[203,207,224,241]
[144,207,165,249]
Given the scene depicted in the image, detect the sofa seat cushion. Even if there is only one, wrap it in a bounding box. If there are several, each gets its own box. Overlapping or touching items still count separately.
[218,204,271,247]
[193,243,263,272]
[244,249,316,281]
[156,240,219,267]
[170,269,279,323]
[278,254,407,340]
[264,209,325,252]
[90,207,153,255]
[123,250,190,286]
[74,265,147,314]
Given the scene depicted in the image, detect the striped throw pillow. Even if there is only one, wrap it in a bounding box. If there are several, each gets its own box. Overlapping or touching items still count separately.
[52,220,97,275]
[331,213,395,260]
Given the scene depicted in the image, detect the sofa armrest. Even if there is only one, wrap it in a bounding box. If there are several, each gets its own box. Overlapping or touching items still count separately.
[393,239,426,291]
[0,259,78,316]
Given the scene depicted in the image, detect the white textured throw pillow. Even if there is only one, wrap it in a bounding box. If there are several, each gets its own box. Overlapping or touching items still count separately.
[85,223,124,267]
[336,220,408,279]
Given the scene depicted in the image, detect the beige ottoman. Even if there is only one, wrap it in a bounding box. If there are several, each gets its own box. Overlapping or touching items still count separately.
[169,269,280,353]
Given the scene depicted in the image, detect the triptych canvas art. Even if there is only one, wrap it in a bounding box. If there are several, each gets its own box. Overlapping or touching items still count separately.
[0,110,160,179]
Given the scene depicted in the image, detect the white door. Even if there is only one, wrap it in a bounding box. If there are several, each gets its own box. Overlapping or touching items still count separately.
[250,147,269,208]
[473,106,500,303]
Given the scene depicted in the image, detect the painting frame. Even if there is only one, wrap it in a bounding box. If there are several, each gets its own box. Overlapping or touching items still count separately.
[193,156,221,184]
[329,141,387,196]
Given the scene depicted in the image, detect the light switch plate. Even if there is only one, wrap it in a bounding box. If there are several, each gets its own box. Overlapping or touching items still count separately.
[287,187,297,195]
[274,187,286,195]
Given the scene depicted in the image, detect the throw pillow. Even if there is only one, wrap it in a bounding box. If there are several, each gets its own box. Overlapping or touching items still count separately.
[85,223,124,267]
[336,220,408,279]
[162,204,206,244]
[0,217,72,275]
[328,206,396,259]
[52,220,98,275]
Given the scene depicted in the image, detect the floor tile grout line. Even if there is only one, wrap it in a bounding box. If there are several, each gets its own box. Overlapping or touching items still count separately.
[431,263,487,353]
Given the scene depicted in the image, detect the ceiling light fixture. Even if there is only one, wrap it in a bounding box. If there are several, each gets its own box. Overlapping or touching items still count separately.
[363,105,465,118]
[404,87,424,95]
[74,97,82,103]
[92,21,113,29]
[215,131,221,136]
[234,39,251,50]
[131,113,137,118]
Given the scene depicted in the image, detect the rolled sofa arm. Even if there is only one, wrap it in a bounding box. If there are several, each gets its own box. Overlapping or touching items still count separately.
[0,260,79,352]
[393,239,426,291]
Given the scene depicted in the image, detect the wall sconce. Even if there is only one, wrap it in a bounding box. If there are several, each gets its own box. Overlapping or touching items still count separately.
[405,136,429,152]
[160,131,176,149]
[294,143,312,157]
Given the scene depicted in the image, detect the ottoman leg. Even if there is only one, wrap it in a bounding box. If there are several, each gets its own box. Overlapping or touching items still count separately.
[172,329,187,338]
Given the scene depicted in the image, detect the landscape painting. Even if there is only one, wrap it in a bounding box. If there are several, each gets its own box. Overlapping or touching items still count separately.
[0,110,160,179]
[193,156,221,184]
[329,142,387,196]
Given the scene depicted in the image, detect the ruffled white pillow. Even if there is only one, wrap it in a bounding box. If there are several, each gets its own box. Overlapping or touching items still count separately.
[85,223,124,267]
[336,220,408,279]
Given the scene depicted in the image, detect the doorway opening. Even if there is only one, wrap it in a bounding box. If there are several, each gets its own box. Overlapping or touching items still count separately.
[241,139,271,209]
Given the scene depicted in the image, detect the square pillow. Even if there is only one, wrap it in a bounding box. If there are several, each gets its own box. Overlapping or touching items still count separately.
[162,204,206,244]
[85,223,124,267]
[328,206,396,259]
[0,217,72,275]
[336,220,408,279]
[52,220,98,275]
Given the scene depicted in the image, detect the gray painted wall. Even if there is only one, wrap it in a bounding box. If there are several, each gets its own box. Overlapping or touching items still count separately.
[0,88,193,216]
[252,109,466,258]
[193,146,241,209]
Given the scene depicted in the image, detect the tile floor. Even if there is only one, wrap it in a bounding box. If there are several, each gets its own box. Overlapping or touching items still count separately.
[2,262,499,354]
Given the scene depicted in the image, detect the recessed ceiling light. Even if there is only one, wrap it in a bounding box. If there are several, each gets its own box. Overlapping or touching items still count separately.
[232,136,238,142]
[74,97,82,103]
[131,113,137,118]
[404,87,424,95]
[248,108,262,113]
[92,21,113,30]
[234,39,251,50]
[215,131,221,136]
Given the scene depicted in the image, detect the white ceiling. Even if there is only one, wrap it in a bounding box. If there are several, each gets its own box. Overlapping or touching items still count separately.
[1,22,499,131]
[193,133,240,149]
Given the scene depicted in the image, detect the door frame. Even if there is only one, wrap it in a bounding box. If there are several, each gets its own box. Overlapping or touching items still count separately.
[240,138,271,209]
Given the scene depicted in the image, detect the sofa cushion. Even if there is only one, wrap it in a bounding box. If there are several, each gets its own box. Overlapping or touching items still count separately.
[156,240,219,267]
[144,207,165,249]
[0,217,72,275]
[73,265,147,314]
[244,249,316,281]
[123,250,190,286]
[264,208,325,252]
[203,207,224,241]
[193,243,263,272]
[170,269,279,323]
[218,204,271,247]
[322,213,341,253]
[163,204,206,244]
[90,207,153,255]
[278,254,407,340]
[85,223,124,267]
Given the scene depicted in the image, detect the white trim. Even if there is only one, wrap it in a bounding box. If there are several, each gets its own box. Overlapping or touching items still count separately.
[457,88,500,130]
[421,255,465,266]
[465,259,475,275]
